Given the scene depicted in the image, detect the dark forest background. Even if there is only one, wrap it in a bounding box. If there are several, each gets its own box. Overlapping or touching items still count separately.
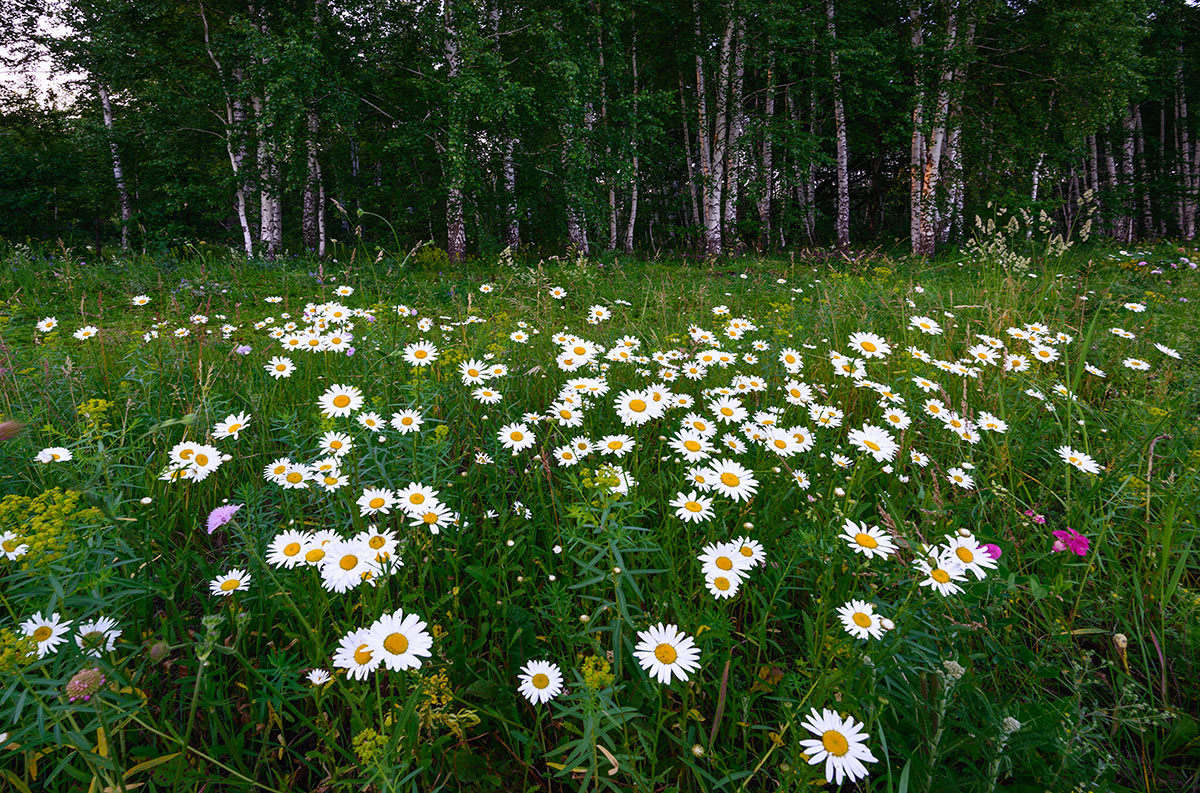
[1,0,1198,260]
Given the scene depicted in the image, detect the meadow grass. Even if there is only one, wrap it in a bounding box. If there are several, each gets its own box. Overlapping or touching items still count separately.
[0,241,1197,792]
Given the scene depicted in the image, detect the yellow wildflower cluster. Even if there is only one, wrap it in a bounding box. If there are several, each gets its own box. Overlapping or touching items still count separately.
[422,670,454,707]
[0,628,37,671]
[76,397,115,430]
[0,488,101,568]
[351,727,389,765]
[579,653,615,690]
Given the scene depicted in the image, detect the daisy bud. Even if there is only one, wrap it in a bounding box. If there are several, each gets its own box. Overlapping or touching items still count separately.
[579,614,589,623]
[149,640,170,662]
[548,575,557,582]
[743,522,753,530]
[140,497,153,505]
[835,487,846,497]
[612,567,621,575]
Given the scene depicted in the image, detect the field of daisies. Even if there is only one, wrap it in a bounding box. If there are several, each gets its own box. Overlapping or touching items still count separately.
[0,243,1198,792]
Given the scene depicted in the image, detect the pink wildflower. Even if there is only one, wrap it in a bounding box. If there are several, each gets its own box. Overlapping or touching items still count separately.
[1051,527,1089,556]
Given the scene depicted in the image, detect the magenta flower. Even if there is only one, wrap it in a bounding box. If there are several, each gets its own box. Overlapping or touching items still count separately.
[234,345,252,355]
[1051,527,1089,556]
[982,543,1002,561]
[207,503,243,534]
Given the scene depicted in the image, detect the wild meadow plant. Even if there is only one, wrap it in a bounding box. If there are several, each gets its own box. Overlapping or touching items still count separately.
[0,243,1197,791]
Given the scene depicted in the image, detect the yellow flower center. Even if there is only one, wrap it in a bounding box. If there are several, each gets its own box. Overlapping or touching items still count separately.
[716,557,733,571]
[2,539,18,552]
[32,626,52,641]
[332,394,351,408]
[861,341,877,352]
[383,633,409,654]
[931,569,951,583]
[629,399,647,413]
[774,440,787,449]
[369,497,385,509]
[531,672,550,689]
[955,547,974,563]
[864,440,881,452]
[402,417,413,425]
[354,644,373,665]
[283,542,301,556]
[654,643,677,664]
[684,440,701,452]
[685,501,703,513]
[852,612,872,628]
[573,346,586,355]
[227,423,241,433]
[305,548,326,562]
[415,350,428,359]
[822,730,849,756]
[720,473,740,487]
[369,536,385,549]
[854,533,878,549]
[607,440,622,450]
[423,512,438,524]
[714,576,731,591]
[220,578,240,591]
[286,472,303,484]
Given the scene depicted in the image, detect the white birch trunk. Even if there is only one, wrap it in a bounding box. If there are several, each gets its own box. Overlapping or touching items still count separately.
[97,82,132,251]
[827,0,849,249]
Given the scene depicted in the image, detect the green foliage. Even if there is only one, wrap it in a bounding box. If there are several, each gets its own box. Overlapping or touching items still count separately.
[0,242,1197,791]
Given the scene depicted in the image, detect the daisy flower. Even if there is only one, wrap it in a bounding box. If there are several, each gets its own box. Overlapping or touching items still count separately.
[368,609,434,671]
[212,412,251,440]
[306,669,332,686]
[36,317,58,332]
[704,569,744,599]
[1154,343,1181,359]
[840,519,897,560]
[668,430,715,462]
[848,331,891,359]
[940,465,973,489]
[35,447,72,464]
[332,627,382,681]
[706,459,758,502]
[320,539,380,593]
[21,612,72,657]
[408,502,458,534]
[75,616,122,656]
[498,423,536,455]
[390,409,424,434]
[266,530,310,568]
[730,536,766,567]
[265,356,295,378]
[614,389,660,426]
[318,384,363,417]
[798,708,878,785]
[915,555,968,596]
[909,316,942,335]
[837,600,889,641]
[396,482,440,515]
[357,487,396,516]
[402,340,439,366]
[670,491,714,523]
[847,424,899,463]
[1123,358,1150,371]
[697,541,750,576]
[1084,363,1106,378]
[943,535,998,580]
[633,623,701,684]
[209,569,251,596]
[517,660,564,704]
[1,531,29,560]
[74,325,99,340]
[1056,445,1100,474]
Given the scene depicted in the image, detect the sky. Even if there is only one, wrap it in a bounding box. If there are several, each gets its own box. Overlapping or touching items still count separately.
[0,15,81,106]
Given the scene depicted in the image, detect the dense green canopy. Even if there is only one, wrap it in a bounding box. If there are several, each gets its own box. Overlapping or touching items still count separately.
[1,0,1197,258]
